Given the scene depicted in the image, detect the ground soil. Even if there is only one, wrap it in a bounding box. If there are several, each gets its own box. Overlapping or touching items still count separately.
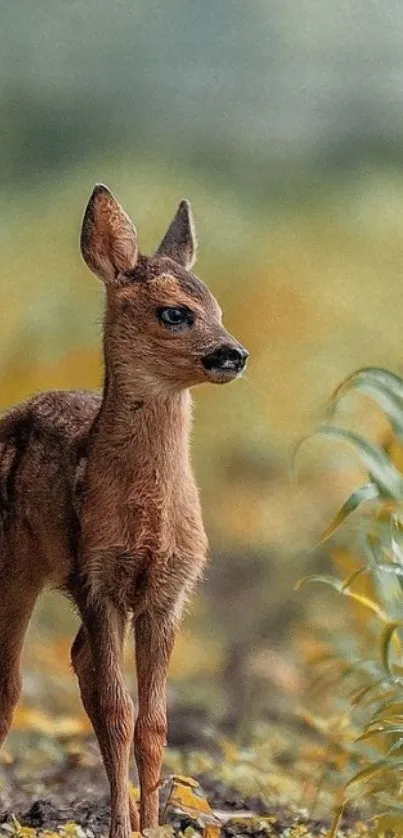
[0,760,355,837]
[0,745,366,837]
[0,710,368,836]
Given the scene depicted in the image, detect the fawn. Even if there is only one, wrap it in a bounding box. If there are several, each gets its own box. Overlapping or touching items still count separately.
[0,185,248,837]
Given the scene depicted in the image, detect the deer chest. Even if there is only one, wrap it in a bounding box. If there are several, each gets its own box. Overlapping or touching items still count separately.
[84,499,208,615]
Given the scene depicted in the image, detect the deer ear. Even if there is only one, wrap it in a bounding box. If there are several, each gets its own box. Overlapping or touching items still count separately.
[156,199,197,269]
[80,185,139,285]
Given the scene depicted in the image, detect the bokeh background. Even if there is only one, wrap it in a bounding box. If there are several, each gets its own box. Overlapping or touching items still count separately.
[2,0,403,744]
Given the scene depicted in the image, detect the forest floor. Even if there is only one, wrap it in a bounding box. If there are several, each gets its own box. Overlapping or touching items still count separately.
[0,708,370,838]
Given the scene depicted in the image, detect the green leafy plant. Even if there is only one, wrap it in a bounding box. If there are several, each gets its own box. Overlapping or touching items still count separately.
[296,367,403,836]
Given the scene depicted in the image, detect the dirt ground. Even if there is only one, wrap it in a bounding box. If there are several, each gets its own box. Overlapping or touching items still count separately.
[0,711,369,838]
[0,757,364,837]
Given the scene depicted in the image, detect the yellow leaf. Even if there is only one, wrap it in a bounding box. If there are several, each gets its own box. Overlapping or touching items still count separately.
[373,813,403,835]
[61,824,86,837]
[165,775,220,825]
[171,783,212,815]
[13,707,86,738]
[203,826,221,838]
[129,782,140,802]
[218,737,239,763]
[169,774,199,788]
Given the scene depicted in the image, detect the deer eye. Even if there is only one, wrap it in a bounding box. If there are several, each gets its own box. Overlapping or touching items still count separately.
[157,306,194,329]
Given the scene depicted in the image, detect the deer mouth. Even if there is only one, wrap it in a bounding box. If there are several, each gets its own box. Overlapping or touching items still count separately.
[202,344,248,382]
[203,366,241,383]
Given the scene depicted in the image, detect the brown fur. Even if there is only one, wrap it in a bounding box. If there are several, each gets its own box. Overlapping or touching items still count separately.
[0,185,248,838]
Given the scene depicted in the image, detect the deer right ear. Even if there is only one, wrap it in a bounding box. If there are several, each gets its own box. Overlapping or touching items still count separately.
[156,199,197,269]
[80,185,139,285]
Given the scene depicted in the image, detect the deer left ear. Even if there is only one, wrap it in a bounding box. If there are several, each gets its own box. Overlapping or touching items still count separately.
[156,199,197,269]
[80,185,139,286]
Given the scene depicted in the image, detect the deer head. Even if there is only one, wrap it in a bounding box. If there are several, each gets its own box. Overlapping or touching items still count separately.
[80,185,248,395]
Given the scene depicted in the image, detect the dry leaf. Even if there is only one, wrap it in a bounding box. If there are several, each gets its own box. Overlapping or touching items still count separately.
[142,827,174,838]
[164,775,220,826]
[203,826,221,838]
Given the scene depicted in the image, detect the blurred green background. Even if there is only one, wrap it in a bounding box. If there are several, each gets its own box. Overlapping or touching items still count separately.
[2,0,403,737]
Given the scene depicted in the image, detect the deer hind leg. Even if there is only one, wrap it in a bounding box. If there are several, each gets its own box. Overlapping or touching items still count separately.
[71,624,139,832]
[134,611,177,830]
[0,575,40,752]
[71,608,135,838]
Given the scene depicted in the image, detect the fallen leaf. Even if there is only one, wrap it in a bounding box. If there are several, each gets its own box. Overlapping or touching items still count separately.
[203,826,221,838]
[164,775,220,827]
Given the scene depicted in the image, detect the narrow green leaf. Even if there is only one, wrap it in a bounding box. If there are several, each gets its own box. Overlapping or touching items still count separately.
[367,702,403,727]
[341,590,389,621]
[319,483,380,543]
[376,561,403,578]
[294,574,343,592]
[341,566,368,592]
[358,686,397,710]
[315,426,403,499]
[387,738,403,756]
[365,533,403,618]
[380,621,403,678]
[296,574,389,620]
[331,367,403,406]
[356,725,403,743]
[368,715,403,728]
[389,518,403,564]
[329,804,344,838]
[345,759,393,788]
[329,379,403,438]
[349,679,389,708]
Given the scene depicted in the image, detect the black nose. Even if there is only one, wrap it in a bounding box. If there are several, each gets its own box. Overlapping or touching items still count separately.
[202,344,249,373]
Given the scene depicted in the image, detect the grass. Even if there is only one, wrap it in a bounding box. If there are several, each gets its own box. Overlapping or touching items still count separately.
[296,367,403,836]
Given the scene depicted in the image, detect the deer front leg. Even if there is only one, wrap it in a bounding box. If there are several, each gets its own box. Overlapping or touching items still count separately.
[80,604,134,838]
[134,611,177,830]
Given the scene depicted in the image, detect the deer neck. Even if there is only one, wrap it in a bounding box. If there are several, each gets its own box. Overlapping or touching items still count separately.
[93,367,193,489]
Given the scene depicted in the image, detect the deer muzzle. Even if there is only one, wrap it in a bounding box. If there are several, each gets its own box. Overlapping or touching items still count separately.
[202,343,249,382]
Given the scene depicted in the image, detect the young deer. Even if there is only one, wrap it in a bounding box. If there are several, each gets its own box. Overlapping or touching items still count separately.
[0,186,248,837]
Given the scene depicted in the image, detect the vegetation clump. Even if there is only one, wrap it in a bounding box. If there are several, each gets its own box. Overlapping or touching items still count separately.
[296,367,403,836]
